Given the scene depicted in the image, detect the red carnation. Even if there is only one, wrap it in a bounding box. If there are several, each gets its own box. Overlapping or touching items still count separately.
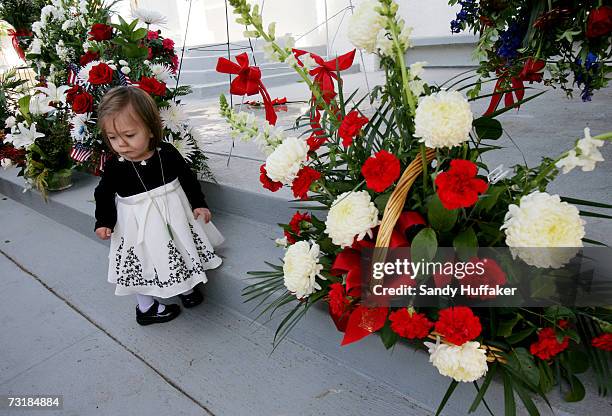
[171,54,179,72]
[259,164,282,192]
[327,283,352,332]
[586,6,612,38]
[147,47,154,59]
[284,211,312,244]
[162,38,175,51]
[591,333,612,351]
[519,58,545,83]
[435,159,488,210]
[307,134,327,152]
[65,85,81,104]
[147,30,159,40]
[361,150,401,193]
[72,92,94,114]
[389,308,433,339]
[138,76,167,96]
[292,166,321,200]
[88,23,112,41]
[88,62,114,85]
[435,306,482,345]
[530,327,569,360]
[338,110,368,147]
[79,50,100,66]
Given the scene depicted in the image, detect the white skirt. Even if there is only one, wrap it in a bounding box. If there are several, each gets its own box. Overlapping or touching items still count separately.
[108,178,223,297]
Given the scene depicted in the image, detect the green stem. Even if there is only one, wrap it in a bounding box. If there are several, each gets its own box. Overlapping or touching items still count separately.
[389,20,416,116]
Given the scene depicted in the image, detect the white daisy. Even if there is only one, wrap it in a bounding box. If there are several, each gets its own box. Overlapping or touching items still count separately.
[70,114,91,142]
[168,137,197,163]
[148,63,173,82]
[160,102,188,134]
[77,60,101,84]
[131,6,168,26]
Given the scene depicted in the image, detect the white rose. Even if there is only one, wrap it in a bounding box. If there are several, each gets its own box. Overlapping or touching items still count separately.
[325,191,380,248]
[347,0,385,53]
[424,338,488,383]
[264,137,308,184]
[414,90,473,148]
[556,127,605,174]
[283,241,325,299]
[501,191,585,268]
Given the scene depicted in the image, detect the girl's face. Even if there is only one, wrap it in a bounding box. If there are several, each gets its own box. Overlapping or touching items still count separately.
[103,106,153,160]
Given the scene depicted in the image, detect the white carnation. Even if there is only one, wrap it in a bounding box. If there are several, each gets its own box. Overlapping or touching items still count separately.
[325,191,380,248]
[347,0,385,53]
[501,191,585,268]
[283,241,325,299]
[264,137,308,184]
[414,90,473,148]
[424,338,488,383]
[556,128,605,174]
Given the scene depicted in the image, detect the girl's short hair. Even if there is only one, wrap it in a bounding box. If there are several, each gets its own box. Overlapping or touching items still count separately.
[97,86,163,151]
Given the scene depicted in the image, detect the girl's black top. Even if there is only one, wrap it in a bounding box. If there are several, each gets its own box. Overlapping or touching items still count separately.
[94,141,208,230]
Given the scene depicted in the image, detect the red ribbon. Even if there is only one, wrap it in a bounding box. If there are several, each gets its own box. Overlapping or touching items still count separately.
[292,48,356,104]
[329,211,426,345]
[7,29,31,61]
[216,52,277,125]
[484,71,525,116]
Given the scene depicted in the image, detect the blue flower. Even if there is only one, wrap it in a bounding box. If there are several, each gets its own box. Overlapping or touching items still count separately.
[450,0,479,34]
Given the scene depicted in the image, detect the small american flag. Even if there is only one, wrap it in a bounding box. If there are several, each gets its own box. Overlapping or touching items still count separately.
[67,63,80,85]
[70,144,93,162]
[118,72,133,86]
[98,151,111,171]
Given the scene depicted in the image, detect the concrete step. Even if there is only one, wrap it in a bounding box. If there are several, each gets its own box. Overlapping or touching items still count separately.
[183,41,327,59]
[178,62,300,85]
[1,167,609,416]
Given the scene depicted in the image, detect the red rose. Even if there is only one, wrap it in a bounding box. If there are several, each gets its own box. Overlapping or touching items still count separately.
[586,6,612,38]
[435,306,482,345]
[460,257,507,300]
[361,150,401,193]
[72,92,94,114]
[259,164,282,192]
[79,50,100,66]
[162,38,175,51]
[327,283,352,332]
[291,166,321,200]
[147,30,159,40]
[338,110,368,147]
[88,23,112,41]
[88,62,114,85]
[591,333,612,351]
[530,327,569,360]
[284,211,311,244]
[138,76,167,96]
[389,308,433,339]
[65,85,81,104]
[519,58,545,83]
[435,159,488,210]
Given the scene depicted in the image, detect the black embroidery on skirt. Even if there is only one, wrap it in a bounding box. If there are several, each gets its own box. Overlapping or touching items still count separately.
[114,237,124,276]
[113,226,219,289]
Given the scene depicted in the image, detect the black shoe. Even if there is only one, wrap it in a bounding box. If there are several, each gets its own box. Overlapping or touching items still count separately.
[136,300,181,326]
[177,286,204,308]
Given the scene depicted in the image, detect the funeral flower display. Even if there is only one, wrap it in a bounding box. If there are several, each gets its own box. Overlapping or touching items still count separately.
[219,0,612,414]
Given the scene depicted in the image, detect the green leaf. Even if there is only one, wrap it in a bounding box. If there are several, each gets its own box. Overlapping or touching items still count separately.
[498,314,522,338]
[131,27,148,41]
[18,94,31,122]
[453,226,478,260]
[435,380,459,416]
[564,375,585,402]
[427,195,458,232]
[507,347,540,388]
[380,321,398,349]
[474,117,503,140]
[469,363,497,413]
[560,197,612,210]
[374,192,392,212]
[122,44,148,59]
[502,370,517,416]
[563,350,589,374]
[476,185,504,212]
[506,327,536,345]
[514,381,541,416]
[544,306,575,321]
[411,228,438,264]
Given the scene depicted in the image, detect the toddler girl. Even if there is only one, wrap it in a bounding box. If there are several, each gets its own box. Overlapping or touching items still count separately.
[94,86,223,325]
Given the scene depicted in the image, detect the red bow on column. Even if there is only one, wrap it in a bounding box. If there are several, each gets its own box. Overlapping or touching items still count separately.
[330,211,426,345]
[292,49,356,104]
[484,69,525,116]
[216,52,277,125]
[7,29,31,61]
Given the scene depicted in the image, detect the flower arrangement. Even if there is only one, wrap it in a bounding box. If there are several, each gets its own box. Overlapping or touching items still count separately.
[219,0,612,413]
[448,0,612,103]
[0,0,48,60]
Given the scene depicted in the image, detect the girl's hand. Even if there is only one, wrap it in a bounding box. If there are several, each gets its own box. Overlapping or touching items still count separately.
[194,208,211,223]
[96,227,112,240]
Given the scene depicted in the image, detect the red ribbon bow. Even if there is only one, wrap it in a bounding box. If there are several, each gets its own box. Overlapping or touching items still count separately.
[216,52,277,125]
[329,211,426,345]
[484,69,525,116]
[292,48,356,104]
[7,29,31,61]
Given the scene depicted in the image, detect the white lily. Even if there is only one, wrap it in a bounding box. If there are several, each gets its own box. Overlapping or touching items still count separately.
[36,82,70,104]
[5,122,45,149]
